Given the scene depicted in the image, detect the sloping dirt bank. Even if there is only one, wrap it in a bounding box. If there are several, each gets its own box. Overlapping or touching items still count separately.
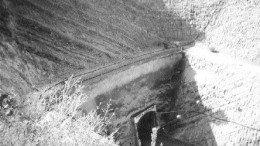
[0,0,199,96]
[170,44,260,145]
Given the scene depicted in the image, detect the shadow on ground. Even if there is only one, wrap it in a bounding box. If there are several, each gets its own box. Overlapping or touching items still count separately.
[157,55,229,146]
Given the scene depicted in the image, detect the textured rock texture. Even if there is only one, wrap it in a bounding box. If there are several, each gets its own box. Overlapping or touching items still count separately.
[171,44,260,146]
[0,0,198,96]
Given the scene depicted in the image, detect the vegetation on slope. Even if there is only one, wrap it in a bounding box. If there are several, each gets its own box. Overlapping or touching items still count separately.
[0,76,117,146]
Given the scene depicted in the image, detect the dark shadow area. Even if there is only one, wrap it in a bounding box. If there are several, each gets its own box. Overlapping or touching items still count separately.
[136,111,157,146]
[158,56,228,146]
[156,128,195,146]
[91,53,227,146]
[90,57,185,145]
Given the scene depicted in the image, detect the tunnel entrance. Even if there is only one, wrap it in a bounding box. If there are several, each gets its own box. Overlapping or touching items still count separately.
[137,111,157,146]
[133,105,158,146]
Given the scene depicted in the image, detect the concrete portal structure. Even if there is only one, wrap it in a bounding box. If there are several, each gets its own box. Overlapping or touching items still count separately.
[133,105,157,146]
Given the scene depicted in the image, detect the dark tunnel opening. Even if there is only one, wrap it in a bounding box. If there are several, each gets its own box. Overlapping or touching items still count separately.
[136,111,157,146]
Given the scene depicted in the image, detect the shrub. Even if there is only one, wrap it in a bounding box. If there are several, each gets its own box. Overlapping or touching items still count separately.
[0,76,117,146]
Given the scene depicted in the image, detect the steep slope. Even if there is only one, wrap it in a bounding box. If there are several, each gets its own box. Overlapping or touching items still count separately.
[0,0,197,96]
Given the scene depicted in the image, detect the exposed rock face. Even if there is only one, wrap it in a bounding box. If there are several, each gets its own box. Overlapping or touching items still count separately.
[0,0,197,96]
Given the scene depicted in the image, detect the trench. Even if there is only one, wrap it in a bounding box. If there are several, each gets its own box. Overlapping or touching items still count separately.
[78,43,260,146]
[78,51,195,146]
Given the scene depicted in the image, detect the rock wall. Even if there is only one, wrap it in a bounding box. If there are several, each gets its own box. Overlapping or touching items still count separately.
[171,44,260,145]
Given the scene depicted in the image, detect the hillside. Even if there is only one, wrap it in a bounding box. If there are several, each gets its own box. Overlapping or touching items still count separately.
[1,0,260,146]
[0,0,199,96]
